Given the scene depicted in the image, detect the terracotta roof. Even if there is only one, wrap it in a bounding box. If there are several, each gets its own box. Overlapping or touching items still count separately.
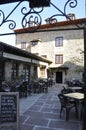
[14,18,86,33]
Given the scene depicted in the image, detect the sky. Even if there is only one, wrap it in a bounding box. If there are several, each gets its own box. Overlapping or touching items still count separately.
[0,0,85,46]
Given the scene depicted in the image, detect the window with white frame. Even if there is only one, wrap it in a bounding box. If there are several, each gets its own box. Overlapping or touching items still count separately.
[55,55,63,64]
[21,42,26,49]
[55,36,63,47]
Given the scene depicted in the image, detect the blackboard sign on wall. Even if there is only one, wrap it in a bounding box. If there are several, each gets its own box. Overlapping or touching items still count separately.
[0,92,19,130]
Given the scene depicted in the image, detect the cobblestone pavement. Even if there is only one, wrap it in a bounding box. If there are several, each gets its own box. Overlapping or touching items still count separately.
[19,85,83,130]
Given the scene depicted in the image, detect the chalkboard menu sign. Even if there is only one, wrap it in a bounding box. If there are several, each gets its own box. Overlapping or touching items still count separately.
[0,92,19,129]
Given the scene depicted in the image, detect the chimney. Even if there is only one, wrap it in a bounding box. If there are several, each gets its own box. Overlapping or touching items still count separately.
[45,18,57,24]
[28,21,37,27]
[66,13,76,21]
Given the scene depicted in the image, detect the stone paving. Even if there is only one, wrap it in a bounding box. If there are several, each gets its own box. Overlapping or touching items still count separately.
[1,85,82,130]
[19,85,83,130]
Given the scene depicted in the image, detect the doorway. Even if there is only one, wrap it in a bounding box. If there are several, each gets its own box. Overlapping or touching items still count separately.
[56,71,62,83]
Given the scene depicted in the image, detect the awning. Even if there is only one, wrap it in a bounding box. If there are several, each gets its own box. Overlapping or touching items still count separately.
[48,65,69,70]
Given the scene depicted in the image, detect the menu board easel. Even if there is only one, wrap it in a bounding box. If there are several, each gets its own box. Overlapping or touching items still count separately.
[0,92,19,130]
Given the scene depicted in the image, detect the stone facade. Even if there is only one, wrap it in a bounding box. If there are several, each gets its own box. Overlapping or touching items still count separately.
[0,42,51,85]
[4,53,49,82]
[15,23,84,83]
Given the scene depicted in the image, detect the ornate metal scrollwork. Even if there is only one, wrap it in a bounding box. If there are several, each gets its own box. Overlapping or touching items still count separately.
[49,0,78,23]
[0,2,22,31]
[21,7,43,32]
[0,0,85,35]
[0,9,16,30]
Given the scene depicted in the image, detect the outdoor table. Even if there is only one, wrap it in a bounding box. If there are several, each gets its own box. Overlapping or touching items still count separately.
[64,92,84,99]
[63,92,84,120]
[69,87,83,92]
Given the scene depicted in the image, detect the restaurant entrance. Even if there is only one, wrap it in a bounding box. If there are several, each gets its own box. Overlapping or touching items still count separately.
[56,71,62,83]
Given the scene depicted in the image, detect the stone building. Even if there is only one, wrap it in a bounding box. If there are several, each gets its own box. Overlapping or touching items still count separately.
[14,17,85,83]
[0,42,51,85]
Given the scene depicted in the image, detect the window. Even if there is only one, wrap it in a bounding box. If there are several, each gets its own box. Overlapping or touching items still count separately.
[40,68,45,76]
[55,37,63,47]
[33,66,37,78]
[23,64,30,82]
[21,42,26,49]
[12,63,19,78]
[34,66,37,72]
[55,55,63,64]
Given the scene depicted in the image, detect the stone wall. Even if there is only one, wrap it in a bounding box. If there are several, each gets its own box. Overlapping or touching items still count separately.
[15,25,84,82]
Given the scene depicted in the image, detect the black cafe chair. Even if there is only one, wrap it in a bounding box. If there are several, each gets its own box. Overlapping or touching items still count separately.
[61,87,76,103]
[58,93,78,121]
